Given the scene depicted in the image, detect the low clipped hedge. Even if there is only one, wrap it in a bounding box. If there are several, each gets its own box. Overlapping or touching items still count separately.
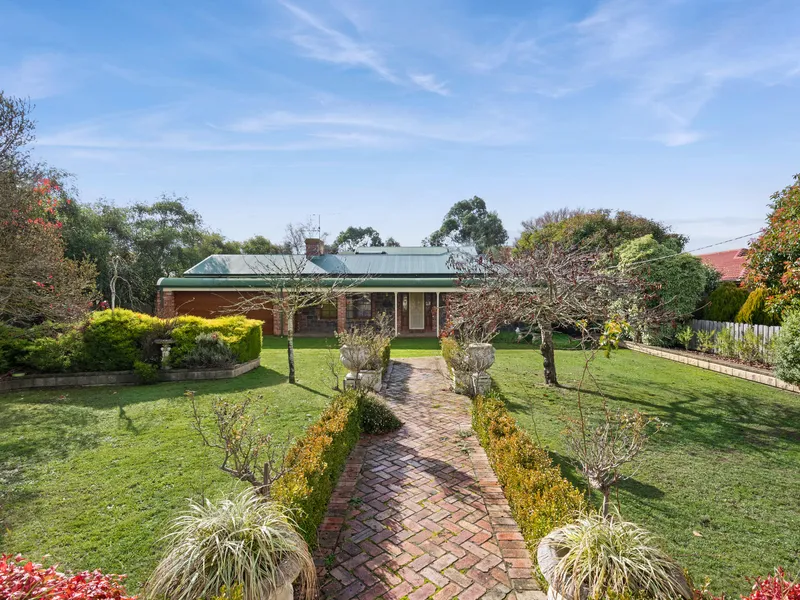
[273,390,362,544]
[169,315,262,366]
[0,309,263,374]
[472,391,584,561]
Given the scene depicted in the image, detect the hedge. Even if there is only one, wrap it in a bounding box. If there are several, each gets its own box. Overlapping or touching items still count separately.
[472,391,584,562]
[379,340,391,375]
[701,282,749,322]
[169,315,263,366]
[0,309,263,374]
[272,389,362,544]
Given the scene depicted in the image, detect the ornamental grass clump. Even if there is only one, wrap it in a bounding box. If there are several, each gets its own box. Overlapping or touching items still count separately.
[145,488,316,600]
[548,513,691,600]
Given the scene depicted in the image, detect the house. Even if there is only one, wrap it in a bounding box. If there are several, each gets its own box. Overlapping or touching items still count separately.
[155,238,470,337]
[696,248,748,282]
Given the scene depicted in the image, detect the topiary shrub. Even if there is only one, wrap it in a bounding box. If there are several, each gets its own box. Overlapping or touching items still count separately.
[359,393,402,434]
[178,332,236,369]
[701,282,749,322]
[774,310,800,385]
[170,315,262,366]
[272,390,362,544]
[736,288,781,326]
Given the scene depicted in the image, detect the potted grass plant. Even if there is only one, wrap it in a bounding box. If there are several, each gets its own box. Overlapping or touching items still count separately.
[144,488,316,600]
[537,513,691,600]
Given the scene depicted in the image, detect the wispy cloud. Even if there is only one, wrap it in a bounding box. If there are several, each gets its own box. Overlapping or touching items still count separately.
[0,54,71,99]
[279,0,398,83]
[408,73,449,96]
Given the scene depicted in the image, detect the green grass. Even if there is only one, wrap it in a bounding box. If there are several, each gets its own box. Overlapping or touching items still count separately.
[493,347,800,596]
[0,340,348,591]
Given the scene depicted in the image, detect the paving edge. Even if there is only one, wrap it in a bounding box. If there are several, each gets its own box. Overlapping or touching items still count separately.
[622,342,799,394]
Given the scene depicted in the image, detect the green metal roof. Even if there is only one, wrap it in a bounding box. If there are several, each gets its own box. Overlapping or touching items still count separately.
[157,277,459,289]
[182,246,476,277]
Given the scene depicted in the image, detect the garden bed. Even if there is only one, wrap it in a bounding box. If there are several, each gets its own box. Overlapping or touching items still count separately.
[622,342,799,393]
[0,358,261,392]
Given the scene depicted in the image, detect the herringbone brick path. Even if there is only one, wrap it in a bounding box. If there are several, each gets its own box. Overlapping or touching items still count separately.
[314,357,544,600]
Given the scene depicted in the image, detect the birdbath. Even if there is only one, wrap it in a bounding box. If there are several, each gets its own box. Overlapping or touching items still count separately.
[154,339,175,369]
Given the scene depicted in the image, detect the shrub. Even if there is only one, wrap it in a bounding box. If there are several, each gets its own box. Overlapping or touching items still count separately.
[80,308,160,371]
[179,332,236,369]
[700,282,749,322]
[736,288,781,326]
[272,390,362,544]
[741,569,800,600]
[0,554,134,600]
[546,513,691,600]
[170,315,262,366]
[676,326,694,350]
[472,391,584,557]
[134,359,160,384]
[441,335,468,372]
[696,330,715,353]
[359,393,402,434]
[714,328,737,358]
[145,489,316,600]
[737,330,765,364]
[774,310,800,385]
[0,325,29,372]
[22,336,73,373]
[379,340,391,375]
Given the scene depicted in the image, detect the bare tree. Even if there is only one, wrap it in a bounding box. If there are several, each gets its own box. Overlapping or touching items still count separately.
[225,254,368,384]
[450,244,642,386]
[188,391,291,497]
[282,217,328,254]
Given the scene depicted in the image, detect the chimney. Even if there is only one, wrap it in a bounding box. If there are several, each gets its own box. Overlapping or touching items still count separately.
[305,238,324,257]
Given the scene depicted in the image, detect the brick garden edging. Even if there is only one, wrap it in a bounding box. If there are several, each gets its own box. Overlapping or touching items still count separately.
[623,342,800,393]
[0,358,261,393]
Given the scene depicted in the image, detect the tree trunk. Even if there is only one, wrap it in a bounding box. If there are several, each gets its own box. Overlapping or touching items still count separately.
[287,311,296,384]
[539,322,558,386]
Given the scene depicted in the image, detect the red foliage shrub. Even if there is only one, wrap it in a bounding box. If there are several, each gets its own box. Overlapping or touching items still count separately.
[0,554,136,600]
[695,568,800,600]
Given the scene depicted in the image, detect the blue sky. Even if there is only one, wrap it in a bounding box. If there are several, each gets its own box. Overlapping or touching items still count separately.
[3,0,799,250]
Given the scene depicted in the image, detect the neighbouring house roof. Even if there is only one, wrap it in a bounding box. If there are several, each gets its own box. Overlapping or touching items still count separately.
[697,248,748,282]
[157,246,477,290]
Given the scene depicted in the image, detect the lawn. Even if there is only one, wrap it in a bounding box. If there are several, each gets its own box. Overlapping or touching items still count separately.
[0,338,353,591]
[493,346,800,596]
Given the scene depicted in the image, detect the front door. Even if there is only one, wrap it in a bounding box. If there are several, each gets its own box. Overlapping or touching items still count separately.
[409,293,425,330]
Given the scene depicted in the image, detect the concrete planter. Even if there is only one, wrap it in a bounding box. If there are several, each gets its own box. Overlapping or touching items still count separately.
[471,372,492,395]
[466,343,495,372]
[340,344,369,373]
[450,367,472,394]
[537,529,584,600]
[358,369,382,392]
[273,557,303,600]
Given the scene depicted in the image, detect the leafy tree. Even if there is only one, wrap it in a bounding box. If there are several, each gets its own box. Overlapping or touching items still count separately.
[616,235,711,343]
[241,235,284,254]
[517,209,686,255]
[744,173,800,316]
[385,237,401,247]
[333,226,383,252]
[425,196,508,252]
[0,91,97,325]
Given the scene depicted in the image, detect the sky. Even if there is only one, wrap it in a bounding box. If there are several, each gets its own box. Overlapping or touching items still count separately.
[3,0,800,252]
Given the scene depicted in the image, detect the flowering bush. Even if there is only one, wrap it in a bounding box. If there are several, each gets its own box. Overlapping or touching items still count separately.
[0,554,135,599]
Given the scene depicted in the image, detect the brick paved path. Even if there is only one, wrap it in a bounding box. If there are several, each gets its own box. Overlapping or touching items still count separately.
[314,357,544,600]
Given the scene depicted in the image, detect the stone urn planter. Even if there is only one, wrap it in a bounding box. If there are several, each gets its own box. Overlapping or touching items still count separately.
[340,344,369,375]
[538,529,583,600]
[358,369,382,392]
[465,342,495,373]
[272,556,305,600]
[450,368,472,394]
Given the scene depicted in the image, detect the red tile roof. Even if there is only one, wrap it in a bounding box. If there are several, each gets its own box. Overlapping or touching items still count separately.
[697,248,748,281]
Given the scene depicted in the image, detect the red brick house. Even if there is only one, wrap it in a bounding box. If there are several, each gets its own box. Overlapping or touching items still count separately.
[156,239,469,337]
[697,248,748,282]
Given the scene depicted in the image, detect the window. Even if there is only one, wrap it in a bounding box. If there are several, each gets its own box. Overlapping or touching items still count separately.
[320,301,337,319]
[347,294,372,319]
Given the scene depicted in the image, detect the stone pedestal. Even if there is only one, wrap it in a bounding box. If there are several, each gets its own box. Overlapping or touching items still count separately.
[472,372,492,395]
